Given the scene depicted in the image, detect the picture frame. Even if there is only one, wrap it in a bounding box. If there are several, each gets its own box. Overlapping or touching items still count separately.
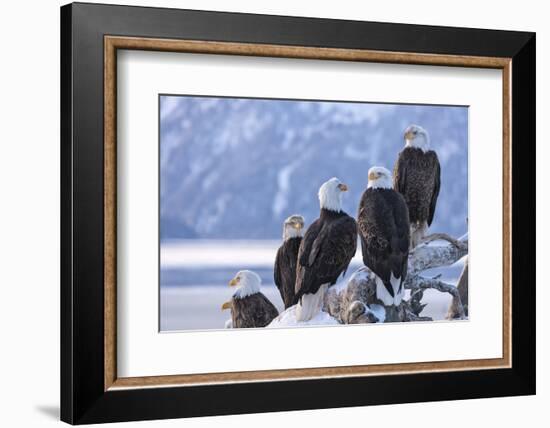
[60,2,535,424]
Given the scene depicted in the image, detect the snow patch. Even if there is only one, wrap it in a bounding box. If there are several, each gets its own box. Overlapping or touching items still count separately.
[368,304,386,323]
[451,254,468,268]
[267,305,340,328]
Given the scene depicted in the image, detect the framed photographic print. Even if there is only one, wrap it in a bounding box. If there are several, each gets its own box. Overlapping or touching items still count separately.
[60,2,536,424]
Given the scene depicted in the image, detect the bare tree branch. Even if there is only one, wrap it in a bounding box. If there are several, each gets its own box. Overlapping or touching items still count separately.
[405,312,433,322]
[324,233,468,323]
[419,233,466,249]
[406,275,465,319]
[408,235,468,275]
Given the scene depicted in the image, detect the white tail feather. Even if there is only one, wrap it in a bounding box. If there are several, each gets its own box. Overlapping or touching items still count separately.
[295,283,329,321]
[375,274,404,306]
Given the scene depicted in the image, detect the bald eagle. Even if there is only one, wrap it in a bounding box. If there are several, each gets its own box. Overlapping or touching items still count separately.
[393,124,441,249]
[358,167,410,306]
[274,215,304,308]
[294,178,357,321]
[221,270,278,328]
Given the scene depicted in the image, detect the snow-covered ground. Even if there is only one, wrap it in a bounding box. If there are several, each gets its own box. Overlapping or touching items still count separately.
[268,305,340,328]
[160,239,463,332]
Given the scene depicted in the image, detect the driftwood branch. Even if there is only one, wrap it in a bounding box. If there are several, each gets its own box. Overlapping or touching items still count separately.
[405,312,433,322]
[419,233,465,249]
[407,275,466,320]
[408,234,468,275]
[324,233,468,324]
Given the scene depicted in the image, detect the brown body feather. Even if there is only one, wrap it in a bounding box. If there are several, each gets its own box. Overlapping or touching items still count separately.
[274,237,302,308]
[357,188,410,298]
[294,209,357,304]
[393,146,440,226]
[231,292,278,328]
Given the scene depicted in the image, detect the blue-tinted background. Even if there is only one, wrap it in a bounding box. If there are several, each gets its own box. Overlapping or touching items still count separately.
[160,95,468,331]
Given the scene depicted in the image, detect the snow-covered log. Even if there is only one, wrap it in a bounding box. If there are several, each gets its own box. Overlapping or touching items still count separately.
[324,234,468,323]
[345,301,386,324]
[407,233,468,275]
[267,305,340,328]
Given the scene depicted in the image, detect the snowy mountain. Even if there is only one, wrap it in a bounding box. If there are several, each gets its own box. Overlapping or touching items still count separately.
[160,96,468,240]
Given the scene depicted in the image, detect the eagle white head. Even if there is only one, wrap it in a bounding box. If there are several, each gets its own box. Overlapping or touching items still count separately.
[282,214,305,240]
[367,166,393,189]
[404,124,430,152]
[318,177,348,212]
[228,270,261,298]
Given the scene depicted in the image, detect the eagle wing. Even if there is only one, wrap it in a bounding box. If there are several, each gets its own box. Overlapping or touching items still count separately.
[358,191,393,281]
[393,150,407,195]
[298,219,322,268]
[394,147,440,227]
[358,189,409,290]
[295,215,357,301]
[391,192,410,283]
[232,293,278,328]
[254,293,279,327]
[273,246,283,293]
[427,151,441,226]
[274,239,301,308]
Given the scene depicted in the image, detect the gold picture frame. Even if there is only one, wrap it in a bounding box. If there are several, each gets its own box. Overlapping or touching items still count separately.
[103,35,512,391]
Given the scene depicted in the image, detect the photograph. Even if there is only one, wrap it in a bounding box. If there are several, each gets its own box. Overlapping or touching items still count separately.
[159,95,469,331]
[55,2,537,424]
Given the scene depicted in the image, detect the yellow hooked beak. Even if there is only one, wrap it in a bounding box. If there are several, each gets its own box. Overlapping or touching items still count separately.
[221,301,232,311]
[368,171,376,181]
[404,130,415,140]
[293,223,303,230]
[229,277,239,286]
[337,183,348,192]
